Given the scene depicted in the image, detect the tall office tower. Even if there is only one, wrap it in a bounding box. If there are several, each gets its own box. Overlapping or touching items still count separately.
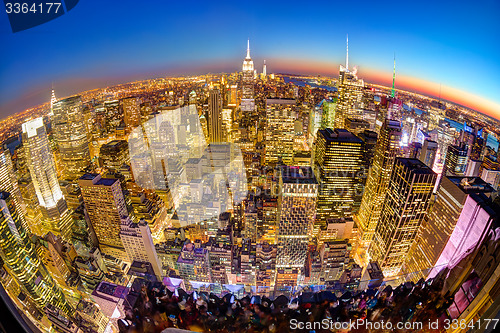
[227,85,238,107]
[50,88,57,114]
[470,129,486,160]
[241,40,255,112]
[369,158,437,277]
[265,99,297,165]
[337,36,365,127]
[419,139,438,169]
[78,173,127,260]
[443,144,468,176]
[242,39,254,99]
[0,149,26,221]
[22,118,68,219]
[275,166,318,287]
[122,96,141,129]
[52,96,91,178]
[357,120,401,247]
[404,176,494,281]
[0,192,71,314]
[262,60,267,76]
[313,128,365,233]
[119,218,163,280]
[208,88,224,143]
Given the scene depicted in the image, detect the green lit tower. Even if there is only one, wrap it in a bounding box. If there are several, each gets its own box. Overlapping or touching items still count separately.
[0,191,71,314]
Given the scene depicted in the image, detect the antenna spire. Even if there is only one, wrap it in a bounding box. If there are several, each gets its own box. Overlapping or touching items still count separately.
[247,39,250,58]
[346,34,349,70]
[391,53,396,98]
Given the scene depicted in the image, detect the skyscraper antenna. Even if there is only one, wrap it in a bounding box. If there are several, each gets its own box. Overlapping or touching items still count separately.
[391,53,396,98]
[346,34,349,70]
[247,39,250,58]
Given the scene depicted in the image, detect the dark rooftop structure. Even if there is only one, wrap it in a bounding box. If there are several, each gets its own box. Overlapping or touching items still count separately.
[447,176,495,194]
[396,157,437,175]
[279,166,317,184]
[319,128,364,144]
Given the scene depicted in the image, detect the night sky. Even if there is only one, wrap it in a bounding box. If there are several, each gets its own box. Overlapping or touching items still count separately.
[1,0,499,120]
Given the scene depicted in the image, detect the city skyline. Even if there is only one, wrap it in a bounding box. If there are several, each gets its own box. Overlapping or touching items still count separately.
[1,0,500,120]
[1,2,500,331]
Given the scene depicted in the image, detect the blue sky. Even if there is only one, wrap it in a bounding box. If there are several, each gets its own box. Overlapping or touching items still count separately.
[1,0,499,119]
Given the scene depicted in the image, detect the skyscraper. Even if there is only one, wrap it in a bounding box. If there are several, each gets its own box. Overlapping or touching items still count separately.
[22,118,68,219]
[242,39,254,99]
[78,173,127,260]
[369,158,437,276]
[241,39,255,112]
[0,149,26,223]
[404,176,494,281]
[122,96,141,129]
[275,166,318,288]
[208,88,223,143]
[419,139,438,169]
[313,128,365,232]
[337,36,365,127]
[443,144,468,176]
[52,96,91,178]
[265,99,296,165]
[357,119,401,247]
[0,191,71,314]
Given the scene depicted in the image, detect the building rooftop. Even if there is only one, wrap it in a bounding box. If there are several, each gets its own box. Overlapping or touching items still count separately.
[319,128,363,144]
[396,158,436,175]
[447,176,495,194]
[279,166,317,184]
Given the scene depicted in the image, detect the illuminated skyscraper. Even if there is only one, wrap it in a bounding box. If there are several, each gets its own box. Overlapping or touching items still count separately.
[419,139,438,169]
[208,88,224,143]
[78,173,127,260]
[0,149,26,223]
[50,87,57,116]
[22,118,68,219]
[275,166,318,288]
[122,96,141,129]
[369,158,437,276]
[242,39,254,99]
[52,96,90,178]
[320,98,338,130]
[443,144,468,176]
[337,36,365,127]
[404,176,494,281]
[241,39,255,112]
[265,99,296,165]
[0,191,71,314]
[357,119,401,247]
[313,128,364,232]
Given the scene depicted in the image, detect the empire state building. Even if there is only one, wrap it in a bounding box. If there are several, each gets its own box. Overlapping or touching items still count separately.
[241,39,255,111]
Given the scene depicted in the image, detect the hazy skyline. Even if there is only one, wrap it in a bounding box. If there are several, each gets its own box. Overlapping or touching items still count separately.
[1,0,499,120]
